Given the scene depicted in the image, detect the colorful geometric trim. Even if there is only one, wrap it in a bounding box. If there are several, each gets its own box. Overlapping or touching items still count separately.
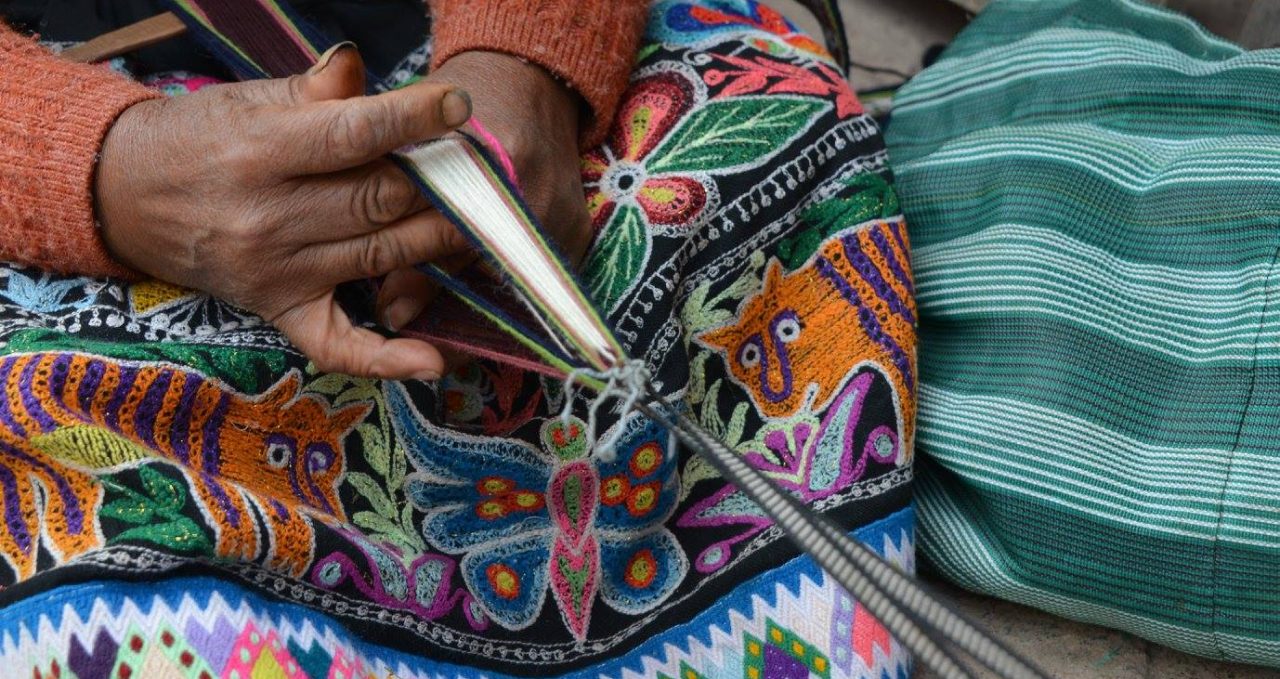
[3,508,914,679]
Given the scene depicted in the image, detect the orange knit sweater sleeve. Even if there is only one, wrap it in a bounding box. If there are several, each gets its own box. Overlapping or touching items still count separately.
[428,0,649,147]
[0,22,158,278]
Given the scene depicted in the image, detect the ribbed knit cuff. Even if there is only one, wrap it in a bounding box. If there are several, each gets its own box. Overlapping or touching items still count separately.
[0,26,158,279]
[428,0,649,148]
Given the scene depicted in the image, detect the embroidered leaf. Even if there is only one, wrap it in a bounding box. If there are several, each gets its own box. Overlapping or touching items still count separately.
[346,472,394,517]
[389,417,407,491]
[31,426,148,470]
[100,496,154,525]
[336,381,380,406]
[353,510,402,537]
[359,423,389,477]
[398,502,424,551]
[647,96,825,174]
[138,465,183,512]
[700,379,727,437]
[723,402,750,449]
[686,352,711,406]
[584,205,649,312]
[116,517,210,553]
[306,372,354,396]
[679,456,720,502]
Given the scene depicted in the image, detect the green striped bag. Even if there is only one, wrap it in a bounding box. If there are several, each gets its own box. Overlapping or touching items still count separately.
[885,0,1280,667]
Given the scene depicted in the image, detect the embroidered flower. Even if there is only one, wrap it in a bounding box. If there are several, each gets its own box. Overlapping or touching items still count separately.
[582,71,711,233]
[387,382,687,640]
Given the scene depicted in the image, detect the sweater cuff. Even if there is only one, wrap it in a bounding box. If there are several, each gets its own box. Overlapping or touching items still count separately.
[0,28,158,280]
[428,0,649,148]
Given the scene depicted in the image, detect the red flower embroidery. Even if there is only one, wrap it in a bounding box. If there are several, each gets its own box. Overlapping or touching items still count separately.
[582,72,710,232]
[704,53,863,119]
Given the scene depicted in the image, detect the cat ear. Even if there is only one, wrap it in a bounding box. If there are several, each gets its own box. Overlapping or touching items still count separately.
[763,257,786,292]
[328,402,371,435]
[697,323,737,354]
[258,372,302,408]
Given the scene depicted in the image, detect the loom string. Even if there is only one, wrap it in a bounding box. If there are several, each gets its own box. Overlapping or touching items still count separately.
[158,4,1049,677]
[390,138,622,370]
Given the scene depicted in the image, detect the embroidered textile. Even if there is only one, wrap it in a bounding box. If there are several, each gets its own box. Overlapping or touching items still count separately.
[0,2,916,676]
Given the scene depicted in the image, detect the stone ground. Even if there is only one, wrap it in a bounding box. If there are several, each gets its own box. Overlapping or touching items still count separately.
[768,0,1280,676]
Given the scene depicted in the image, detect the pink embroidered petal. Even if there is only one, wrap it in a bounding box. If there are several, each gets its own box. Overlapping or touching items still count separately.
[636,176,708,227]
[581,151,610,183]
[609,71,695,163]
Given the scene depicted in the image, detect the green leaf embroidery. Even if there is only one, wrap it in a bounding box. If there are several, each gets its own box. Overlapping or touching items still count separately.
[679,456,721,503]
[647,96,826,175]
[359,423,389,477]
[100,463,212,555]
[100,496,153,524]
[138,465,183,512]
[700,380,726,438]
[306,372,354,396]
[352,510,403,536]
[31,426,148,470]
[584,205,649,312]
[723,402,750,449]
[346,472,394,517]
[116,517,210,554]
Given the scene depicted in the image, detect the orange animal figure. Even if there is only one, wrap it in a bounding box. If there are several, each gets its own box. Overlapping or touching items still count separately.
[699,221,918,462]
[0,353,367,581]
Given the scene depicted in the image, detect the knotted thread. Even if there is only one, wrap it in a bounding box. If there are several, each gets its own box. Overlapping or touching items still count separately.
[560,359,652,462]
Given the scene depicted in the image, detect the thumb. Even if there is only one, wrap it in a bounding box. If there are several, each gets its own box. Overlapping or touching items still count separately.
[231,43,366,106]
[300,43,366,102]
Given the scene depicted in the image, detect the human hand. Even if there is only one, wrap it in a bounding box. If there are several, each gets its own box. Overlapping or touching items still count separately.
[96,47,472,380]
[374,50,593,335]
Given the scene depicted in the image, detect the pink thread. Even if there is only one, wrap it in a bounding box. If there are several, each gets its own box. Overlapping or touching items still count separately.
[469,117,520,188]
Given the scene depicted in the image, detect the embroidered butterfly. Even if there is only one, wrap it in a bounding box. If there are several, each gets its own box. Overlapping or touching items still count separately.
[386,382,688,640]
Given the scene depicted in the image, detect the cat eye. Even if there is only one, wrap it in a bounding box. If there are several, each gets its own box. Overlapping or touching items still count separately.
[739,340,762,368]
[775,317,801,343]
[266,442,292,468]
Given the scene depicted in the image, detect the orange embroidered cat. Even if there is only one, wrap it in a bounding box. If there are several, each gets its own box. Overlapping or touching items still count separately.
[699,220,917,461]
[0,353,366,580]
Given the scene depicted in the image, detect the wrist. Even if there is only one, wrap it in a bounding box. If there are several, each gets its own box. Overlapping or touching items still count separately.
[430,50,583,154]
[94,98,160,273]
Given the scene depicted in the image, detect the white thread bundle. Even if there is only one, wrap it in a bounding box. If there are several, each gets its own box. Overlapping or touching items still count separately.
[399,138,618,369]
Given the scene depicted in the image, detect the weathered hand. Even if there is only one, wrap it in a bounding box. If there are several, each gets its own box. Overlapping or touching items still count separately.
[375,50,593,335]
[96,47,472,380]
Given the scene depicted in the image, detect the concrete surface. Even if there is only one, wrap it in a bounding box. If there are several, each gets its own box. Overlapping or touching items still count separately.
[916,579,1279,678]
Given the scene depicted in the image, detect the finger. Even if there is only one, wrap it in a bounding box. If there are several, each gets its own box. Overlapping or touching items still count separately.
[377,268,438,332]
[376,251,476,330]
[302,209,471,284]
[274,293,444,380]
[289,159,431,242]
[266,82,472,176]
[229,43,366,106]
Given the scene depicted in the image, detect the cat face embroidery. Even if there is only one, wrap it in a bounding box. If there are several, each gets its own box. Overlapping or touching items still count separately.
[698,223,917,455]
[222,373,368,518]
[700,259,843,418]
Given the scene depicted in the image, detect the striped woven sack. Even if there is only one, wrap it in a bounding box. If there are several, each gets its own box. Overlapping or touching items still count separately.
[886,0,1280,668]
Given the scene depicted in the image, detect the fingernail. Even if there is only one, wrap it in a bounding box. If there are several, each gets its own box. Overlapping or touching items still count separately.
[411,368,441,382]
[442,89,472,128]
[383,296,425,332]
[307,41,357,75]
